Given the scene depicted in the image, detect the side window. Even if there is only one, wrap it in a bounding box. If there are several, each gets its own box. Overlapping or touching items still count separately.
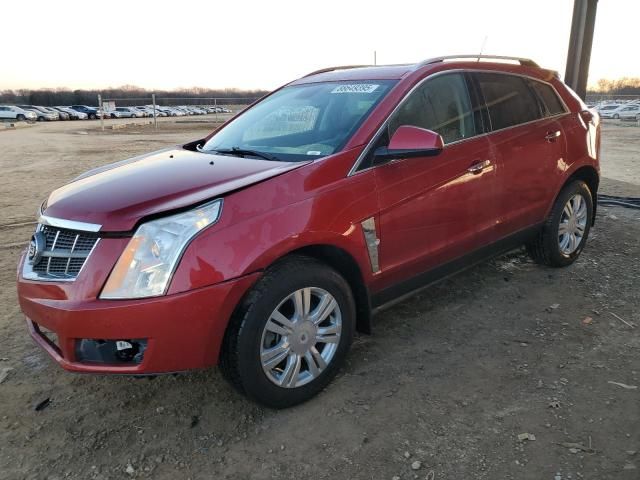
[388,73,477,144]
[0,107,7,111]
[529,80,566,116]
[475,73,542,130]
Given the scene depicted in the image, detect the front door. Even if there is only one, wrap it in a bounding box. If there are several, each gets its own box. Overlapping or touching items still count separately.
[368,73,501,292]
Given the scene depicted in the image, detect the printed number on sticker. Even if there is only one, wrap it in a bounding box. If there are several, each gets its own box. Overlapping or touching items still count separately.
[331,84,379,94]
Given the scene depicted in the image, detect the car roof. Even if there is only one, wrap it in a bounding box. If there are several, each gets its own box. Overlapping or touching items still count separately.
[290,55,554,86]
[290,65,413,85]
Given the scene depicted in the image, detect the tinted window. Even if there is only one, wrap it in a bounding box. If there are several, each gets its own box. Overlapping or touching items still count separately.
[475,73,541,130]
[529,80,566,116]
[388,73,476,144]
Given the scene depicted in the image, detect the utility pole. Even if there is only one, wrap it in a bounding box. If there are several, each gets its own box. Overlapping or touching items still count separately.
[565,0,598,99]
[98,94,104,131]
[152,93,157,130]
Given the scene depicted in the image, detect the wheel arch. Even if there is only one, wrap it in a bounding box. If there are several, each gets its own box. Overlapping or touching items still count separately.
[283,245,372,334]
[564,165,599,225]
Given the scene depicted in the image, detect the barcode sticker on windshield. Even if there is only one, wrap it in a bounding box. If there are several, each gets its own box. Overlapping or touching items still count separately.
[331,84,379,94]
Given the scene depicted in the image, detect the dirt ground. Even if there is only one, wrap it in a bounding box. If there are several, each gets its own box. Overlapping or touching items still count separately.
[0,119,638,480]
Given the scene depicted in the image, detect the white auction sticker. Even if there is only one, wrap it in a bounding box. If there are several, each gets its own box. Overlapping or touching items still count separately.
[116,340,133,351]
[331,84,379,94]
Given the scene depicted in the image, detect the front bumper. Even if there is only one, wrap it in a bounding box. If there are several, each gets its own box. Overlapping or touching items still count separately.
[18,267,260,374]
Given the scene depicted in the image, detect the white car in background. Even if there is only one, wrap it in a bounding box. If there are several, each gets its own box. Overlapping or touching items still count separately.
[0,105,37,121]
[617,104,640,121]
[112,107,144,118]
[131,106,150,117]
[597,104,625,119]
[18,105,59,121]
[140,106,166,117]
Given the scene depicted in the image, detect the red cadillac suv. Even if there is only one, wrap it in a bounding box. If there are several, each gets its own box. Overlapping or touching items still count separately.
[17,55,600,407]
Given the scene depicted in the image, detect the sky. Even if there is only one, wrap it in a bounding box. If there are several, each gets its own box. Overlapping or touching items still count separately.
[2,0,638,92]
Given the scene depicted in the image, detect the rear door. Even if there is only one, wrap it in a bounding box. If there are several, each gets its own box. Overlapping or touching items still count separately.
[473,72,567,237]
[368,72,501,291]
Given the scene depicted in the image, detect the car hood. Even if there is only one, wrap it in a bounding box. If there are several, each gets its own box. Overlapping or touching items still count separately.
[43,147,310,232]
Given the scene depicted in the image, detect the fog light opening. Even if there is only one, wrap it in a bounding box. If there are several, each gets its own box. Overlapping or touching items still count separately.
[76,339,147,365]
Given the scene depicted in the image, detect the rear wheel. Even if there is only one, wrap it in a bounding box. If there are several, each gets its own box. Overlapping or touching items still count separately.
[220,256,355,408]
[527,180,593,267]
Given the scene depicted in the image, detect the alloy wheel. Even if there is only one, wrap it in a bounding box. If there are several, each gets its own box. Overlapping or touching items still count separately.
[558,193,588,255]
[260,287,341,388]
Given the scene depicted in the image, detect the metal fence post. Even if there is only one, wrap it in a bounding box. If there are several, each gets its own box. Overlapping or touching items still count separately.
[152,93,157,130]
[98,94,104,131]
[214,97,218,122]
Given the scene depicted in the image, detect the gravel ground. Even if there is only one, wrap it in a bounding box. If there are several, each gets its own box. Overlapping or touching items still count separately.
[0,118,638,480]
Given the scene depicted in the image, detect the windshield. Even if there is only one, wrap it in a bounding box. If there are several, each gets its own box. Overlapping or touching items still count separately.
[202,80,397,161]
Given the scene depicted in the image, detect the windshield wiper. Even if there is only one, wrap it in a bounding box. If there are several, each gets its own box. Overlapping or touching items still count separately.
[211,147,281,162]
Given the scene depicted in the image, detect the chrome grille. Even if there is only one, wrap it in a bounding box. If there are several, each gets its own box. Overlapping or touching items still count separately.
[23,224,99,281]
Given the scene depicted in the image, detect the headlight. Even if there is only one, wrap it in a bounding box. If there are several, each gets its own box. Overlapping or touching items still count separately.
[100,199,223,299]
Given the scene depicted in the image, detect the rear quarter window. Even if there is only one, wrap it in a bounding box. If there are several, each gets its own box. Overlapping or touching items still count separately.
[475,72,542,131]
[529,80,566,116]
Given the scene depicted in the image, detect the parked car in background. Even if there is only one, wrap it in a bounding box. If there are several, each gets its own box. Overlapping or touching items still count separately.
[131,106,149,117]
[18,105,59,121]
[107,109,125,118]
[17,55,601,408]
[54,106,87,120]
[167,107,186,116]
[617,104,640,121]
[154,106,173,116]
[113,107,143,118]
[0,105,37,121]
[597,104,624,119]
[150,107,167,117]
[70,105,99,120]
[42,106,69,120]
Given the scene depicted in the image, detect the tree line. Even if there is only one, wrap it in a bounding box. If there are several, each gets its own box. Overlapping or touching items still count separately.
[0,86,270,107]
[588,77,640,95]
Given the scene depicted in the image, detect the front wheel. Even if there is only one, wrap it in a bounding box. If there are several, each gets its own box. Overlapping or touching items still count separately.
[220,256,355,408]
[613,114,620,119]
[16,114,25,121]
[527,180,593,267]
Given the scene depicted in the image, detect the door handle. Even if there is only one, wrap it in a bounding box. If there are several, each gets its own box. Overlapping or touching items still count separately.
[545,130,562,142]
[467,160,491,174]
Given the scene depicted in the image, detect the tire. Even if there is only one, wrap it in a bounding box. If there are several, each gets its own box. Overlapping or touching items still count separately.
[613,114,619,119]
[220,255,355,408]
[16,114,25,121]
[89,113,97,120]
[37,116,44,122]
[527,180,593,267]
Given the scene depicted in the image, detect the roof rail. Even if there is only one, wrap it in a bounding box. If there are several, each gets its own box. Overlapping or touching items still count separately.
[303,65,371,77]
[416,55,540,69]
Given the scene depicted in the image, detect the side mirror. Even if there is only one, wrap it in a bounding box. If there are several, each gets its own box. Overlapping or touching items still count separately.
[373,125,444,164]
